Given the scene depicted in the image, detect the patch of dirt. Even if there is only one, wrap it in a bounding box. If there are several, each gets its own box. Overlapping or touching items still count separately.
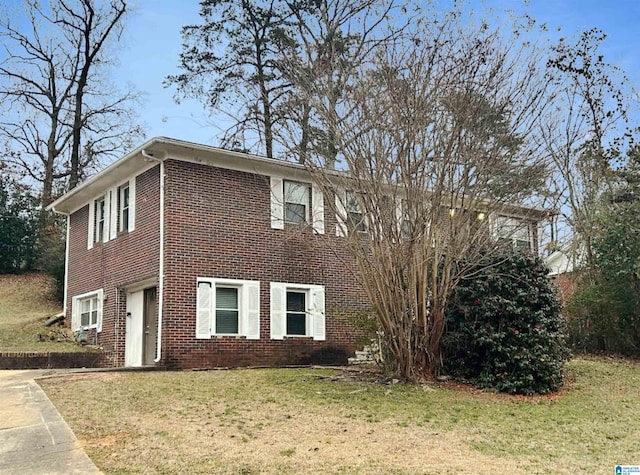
[41,372,123,384]
[326,366,567,401]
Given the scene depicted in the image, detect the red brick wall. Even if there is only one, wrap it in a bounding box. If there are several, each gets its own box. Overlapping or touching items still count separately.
[66,158,369,369]
[66,165,160,366]
[552,272,576,307]
[162,159,369,369]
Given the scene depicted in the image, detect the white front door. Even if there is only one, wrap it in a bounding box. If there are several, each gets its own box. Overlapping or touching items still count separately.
[125,290,144,367]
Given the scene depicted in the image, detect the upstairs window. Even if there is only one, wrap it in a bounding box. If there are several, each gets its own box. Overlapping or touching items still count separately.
[270,177,324,234]
[95,196,106,243]
[118,183,130,232]
[494,215,533,252]
[284,180,310,224]
[346,191,366,232]
[87,177,136,249]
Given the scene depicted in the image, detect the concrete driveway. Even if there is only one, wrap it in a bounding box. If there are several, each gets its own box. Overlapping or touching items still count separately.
[0,370,101,474]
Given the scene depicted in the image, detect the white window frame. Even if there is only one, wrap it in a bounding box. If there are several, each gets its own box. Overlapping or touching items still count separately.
[95,195,106,244]
[492,215,534,251]
[195,278,260,339]
[345,191,366,233]
[71,289,104,332]
[285,288,310,336]
[270,176,324,234]
[118,183,130,232]
[214,284,242,336]
[283,180,310,224]
[87,178,136,249]
[270,282,325,341]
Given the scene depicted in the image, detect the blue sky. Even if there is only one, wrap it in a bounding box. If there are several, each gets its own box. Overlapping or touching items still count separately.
[114,0,640,146]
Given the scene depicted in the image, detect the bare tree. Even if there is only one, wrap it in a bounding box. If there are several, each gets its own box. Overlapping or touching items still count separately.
[277,0,411,168]
[0,0,143,206]
[306,10,551,380]
[166,0,294,158]
[542,29,636,273]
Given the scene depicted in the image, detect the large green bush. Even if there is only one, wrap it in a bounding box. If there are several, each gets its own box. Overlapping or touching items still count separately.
[442,252,570,395]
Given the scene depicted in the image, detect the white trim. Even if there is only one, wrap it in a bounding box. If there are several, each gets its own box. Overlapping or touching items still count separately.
[196,281,212,339]
[335,188,347,237]
[311,183,325,235]
[109,187,118,240]
[244,281,261,340]
[270,176,285,229]
[124,277,158,293]
[48,137,550,222]
[103,190,111,242]
[270,282,325,340]
[87,200,95,250]
[491,214,535,251]
[71,288,104,332]
[129,177,136,233]
[270,282,285,340]
[196,277,260,339]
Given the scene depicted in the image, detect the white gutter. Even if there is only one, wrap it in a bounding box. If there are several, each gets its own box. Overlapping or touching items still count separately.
[141,149,165,364]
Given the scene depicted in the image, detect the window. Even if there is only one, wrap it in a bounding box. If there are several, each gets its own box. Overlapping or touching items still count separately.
[494,215,533,252]
[270,176,324,234]
[398,199,413,238]
[195,278,260,339]
[346,191,366,232]
[286,291,307,335]
[71,289,103,332]
[284,180,310,224]
[270,282,325,340]
[119,183,130,232]
[87,177,136,249]
[95,196,105,243]
[215,286,239,334]
[80,296,99,327]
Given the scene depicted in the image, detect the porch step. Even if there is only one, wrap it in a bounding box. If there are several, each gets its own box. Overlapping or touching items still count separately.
[348,345,376,365]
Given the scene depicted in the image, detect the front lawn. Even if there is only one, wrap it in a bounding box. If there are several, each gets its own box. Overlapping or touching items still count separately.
[40,357,640,474]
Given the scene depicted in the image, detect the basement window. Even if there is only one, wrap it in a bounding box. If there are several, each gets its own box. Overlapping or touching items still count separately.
[71,289,103,332]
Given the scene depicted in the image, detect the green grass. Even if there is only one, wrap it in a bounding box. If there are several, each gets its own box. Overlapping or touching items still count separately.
[40,357,640,474]
[0,273,92,352]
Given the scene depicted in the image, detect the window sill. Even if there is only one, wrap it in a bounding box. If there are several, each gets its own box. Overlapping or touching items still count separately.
[283,335,313,339]
[212,334,246,339]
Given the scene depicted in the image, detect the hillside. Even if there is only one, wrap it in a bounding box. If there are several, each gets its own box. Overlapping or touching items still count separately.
[0,273,86,352]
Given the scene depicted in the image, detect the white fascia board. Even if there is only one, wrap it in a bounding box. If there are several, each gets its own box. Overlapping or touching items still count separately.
[47,135,551,221]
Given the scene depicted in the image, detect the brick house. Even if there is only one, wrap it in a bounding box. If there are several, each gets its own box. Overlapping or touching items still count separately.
[48,137,547,369]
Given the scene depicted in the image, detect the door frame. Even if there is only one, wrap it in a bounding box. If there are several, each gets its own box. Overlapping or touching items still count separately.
[124,279,158,367]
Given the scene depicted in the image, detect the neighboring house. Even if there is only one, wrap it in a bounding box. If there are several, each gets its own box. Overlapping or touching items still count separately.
[48,137,548,369]
[546,245,581,305]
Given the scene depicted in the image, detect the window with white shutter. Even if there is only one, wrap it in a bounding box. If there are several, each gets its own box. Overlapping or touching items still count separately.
[196,278,260,339]
[270,282,325,340]
[270,177,324,233]
[87,177,136,248]
[492,215,534,252]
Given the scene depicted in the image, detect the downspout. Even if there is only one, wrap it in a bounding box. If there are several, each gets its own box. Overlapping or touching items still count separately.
[141,149,165,363]
[63,214,70,315]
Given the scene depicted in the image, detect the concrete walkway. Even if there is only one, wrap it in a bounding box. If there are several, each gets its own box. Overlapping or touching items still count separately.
[0,370,101,474]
